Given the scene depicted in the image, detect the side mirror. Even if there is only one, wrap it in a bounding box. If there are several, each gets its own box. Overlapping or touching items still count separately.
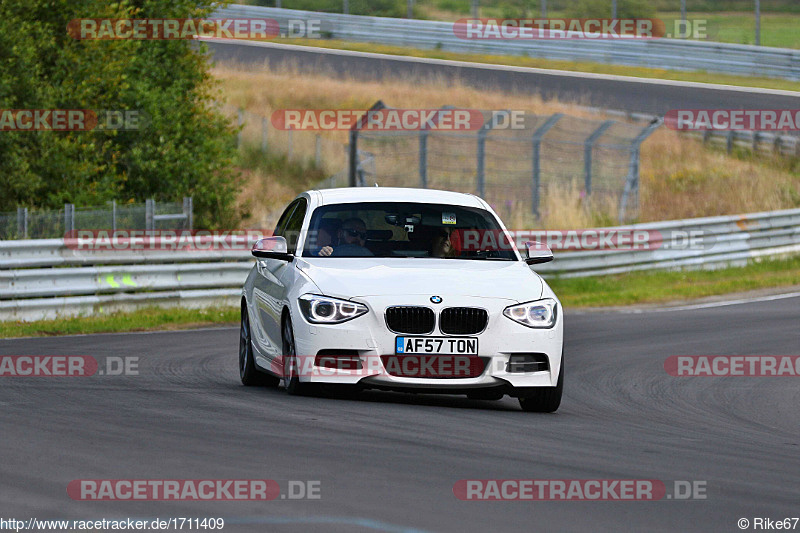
[524,241,554,265]
[252,237,293,261]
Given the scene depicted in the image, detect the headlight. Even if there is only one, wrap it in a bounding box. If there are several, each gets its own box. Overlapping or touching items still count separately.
[503,298,557,329]
[298,294,368,324]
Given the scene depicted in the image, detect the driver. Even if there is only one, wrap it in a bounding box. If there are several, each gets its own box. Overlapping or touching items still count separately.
[318,217,373,257]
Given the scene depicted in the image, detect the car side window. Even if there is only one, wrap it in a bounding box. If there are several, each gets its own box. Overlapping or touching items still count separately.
[282,198,307,254]
[273,201,299,238]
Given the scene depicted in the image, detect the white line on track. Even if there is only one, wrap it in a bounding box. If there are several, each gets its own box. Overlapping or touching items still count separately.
[609,290,800,314]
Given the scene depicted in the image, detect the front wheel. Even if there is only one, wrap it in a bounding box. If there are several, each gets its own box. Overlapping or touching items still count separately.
[282,315,313,396]
[518,358,563,413]
[240,306,279,387]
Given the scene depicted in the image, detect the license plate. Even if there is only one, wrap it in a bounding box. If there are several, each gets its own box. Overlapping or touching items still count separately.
[395,336,478,355]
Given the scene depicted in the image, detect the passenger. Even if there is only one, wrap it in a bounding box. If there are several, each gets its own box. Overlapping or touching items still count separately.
[318,217,373,257]
[430,227,454,258]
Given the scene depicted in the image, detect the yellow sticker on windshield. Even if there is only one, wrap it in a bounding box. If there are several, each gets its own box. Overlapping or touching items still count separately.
[442,212,457,225]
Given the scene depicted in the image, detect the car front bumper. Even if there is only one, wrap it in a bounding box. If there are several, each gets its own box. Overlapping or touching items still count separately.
[289,294,563,391]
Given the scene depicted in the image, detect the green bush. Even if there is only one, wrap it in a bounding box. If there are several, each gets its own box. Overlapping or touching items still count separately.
[0,0,241,229]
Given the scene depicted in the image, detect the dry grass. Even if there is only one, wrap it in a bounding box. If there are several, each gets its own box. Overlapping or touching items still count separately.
[214,63,800,229]
[640,130,800,220]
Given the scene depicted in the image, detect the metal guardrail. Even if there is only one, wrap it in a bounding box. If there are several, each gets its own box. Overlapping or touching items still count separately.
[528,208,800,278]
[1,208,799,321]
[0,239,254,321]
[215,5,800,81]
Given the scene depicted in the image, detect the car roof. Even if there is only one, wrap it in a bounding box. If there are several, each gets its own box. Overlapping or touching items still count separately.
[311,187,486,208]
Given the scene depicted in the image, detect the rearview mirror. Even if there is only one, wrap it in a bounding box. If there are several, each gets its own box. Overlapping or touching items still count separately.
[524,241,554,265]
[252,236,293,261]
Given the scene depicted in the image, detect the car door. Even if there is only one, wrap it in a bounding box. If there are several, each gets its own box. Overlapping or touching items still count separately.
[250,199,306,366]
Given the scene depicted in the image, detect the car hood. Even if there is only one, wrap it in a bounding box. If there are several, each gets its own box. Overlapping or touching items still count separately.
[296,258,543,303]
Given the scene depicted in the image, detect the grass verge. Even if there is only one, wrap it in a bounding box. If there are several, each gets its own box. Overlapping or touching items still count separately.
[2,256,799,338]
[0,306,239,339]
[270,37,800,92]
[548,254,800,308]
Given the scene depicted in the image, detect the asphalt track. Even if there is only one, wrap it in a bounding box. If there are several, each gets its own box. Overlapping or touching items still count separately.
[206,40,800,116]
[2,295,799,532]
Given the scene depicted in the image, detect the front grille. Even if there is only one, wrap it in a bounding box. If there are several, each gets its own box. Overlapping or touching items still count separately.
[385,306,435,334]
[439,307,488,335]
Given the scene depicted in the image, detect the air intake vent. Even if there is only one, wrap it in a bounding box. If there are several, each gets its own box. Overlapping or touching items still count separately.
[385,306,435,334]
[506,353,549,373]
[440,307,488,335]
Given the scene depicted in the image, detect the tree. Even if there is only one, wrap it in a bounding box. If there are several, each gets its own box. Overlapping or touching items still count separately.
[0,0,240,228]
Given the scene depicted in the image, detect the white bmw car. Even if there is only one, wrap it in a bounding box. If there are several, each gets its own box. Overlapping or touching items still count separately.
[239,187,564,412]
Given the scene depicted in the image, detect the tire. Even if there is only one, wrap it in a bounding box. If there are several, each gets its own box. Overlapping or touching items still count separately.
[282,315,313,396]
[518,358,563,413]
[239,305,279,387]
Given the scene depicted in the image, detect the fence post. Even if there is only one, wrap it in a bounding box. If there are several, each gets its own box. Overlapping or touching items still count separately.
[237,108,244,147]
[261,117,268,152]
[64,204,75,234]
[476,111,509,198]
[348,129,359,187]
[752,131,759,153]
[183,197,193,230]
[584,120,614,196]
[145,199,154,231]
[343,0,348,14]
[349,100,385,188]
[419,130,429,188]
[530,113,563,217]
[111,200,117,232]
[477,129,486,198]
[315,134,322,167]
[619,118,661,222]
[16,207,27,239]
[287,125,293,161]
[417,105,454,189]
[727,130,734,153]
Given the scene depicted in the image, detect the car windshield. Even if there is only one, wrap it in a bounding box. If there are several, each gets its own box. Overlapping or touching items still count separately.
[302,202,516,260]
